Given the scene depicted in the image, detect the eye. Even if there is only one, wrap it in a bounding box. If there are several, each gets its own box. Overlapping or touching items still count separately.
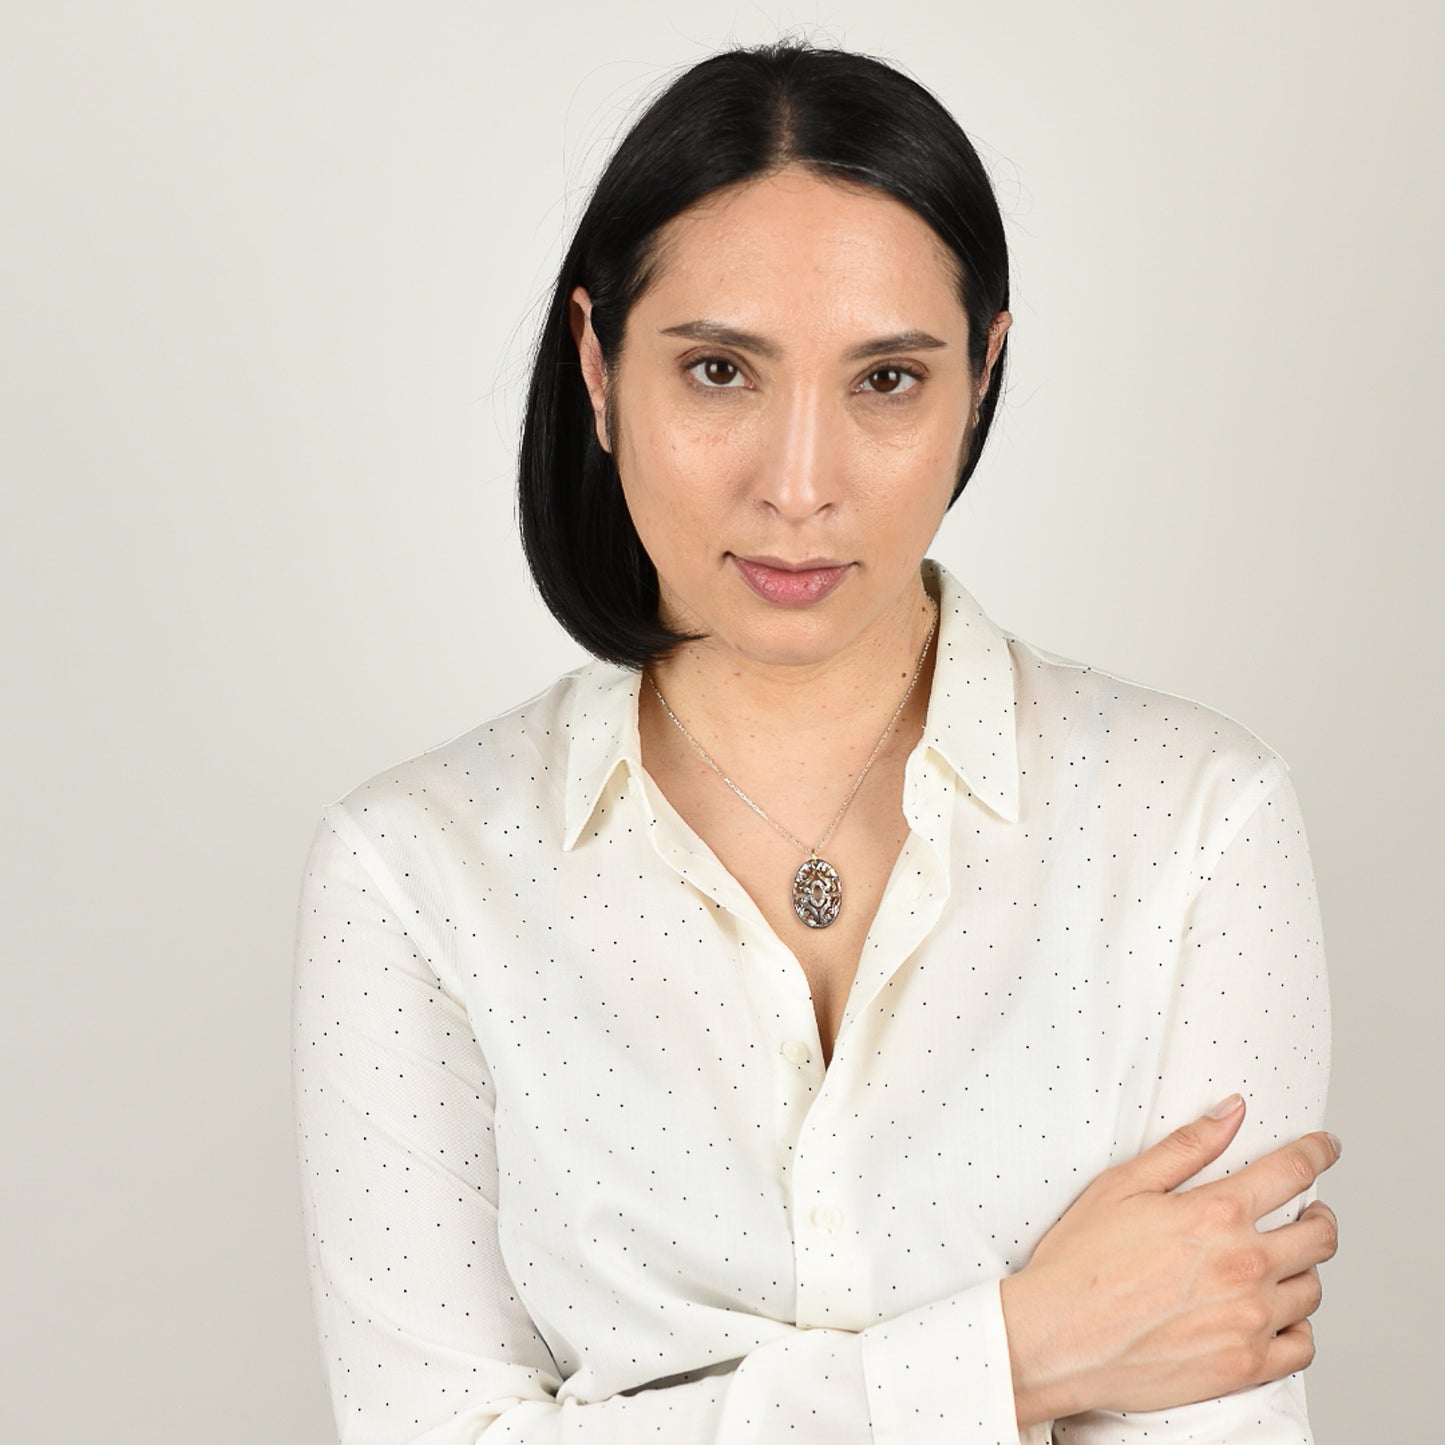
[859,365,923,397]
[685,356,748,389]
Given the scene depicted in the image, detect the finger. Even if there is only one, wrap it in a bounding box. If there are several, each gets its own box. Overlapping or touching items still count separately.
[1200,1131,1340,1221]
[1114,1095,1247,1195]
[1256,1198,1340,1281]
[1258,1317,1316,1385]
[1269,1265,1324,1333]
[1297,1199,1338,1239]
[1266,1197,1337,1240]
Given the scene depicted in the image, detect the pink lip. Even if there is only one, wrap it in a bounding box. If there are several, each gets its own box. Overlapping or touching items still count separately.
[731,555,853,607]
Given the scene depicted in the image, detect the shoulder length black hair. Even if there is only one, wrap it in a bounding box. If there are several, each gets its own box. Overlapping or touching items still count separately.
[518,40,1011,670]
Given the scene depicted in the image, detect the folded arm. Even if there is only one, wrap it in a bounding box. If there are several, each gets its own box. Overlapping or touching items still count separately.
[1050,764,1333,1441]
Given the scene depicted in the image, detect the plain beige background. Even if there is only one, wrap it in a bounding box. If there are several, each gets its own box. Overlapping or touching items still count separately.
[3,2,1439,1440]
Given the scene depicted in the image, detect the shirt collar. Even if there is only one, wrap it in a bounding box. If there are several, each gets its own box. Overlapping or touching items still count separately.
[561,557,1020,851]
[914,556,1021,824]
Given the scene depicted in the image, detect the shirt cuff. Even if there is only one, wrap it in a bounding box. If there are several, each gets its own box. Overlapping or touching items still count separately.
[860,1277,1048,1445]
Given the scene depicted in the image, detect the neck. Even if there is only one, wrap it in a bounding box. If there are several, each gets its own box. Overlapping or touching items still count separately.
[642,569,940,792]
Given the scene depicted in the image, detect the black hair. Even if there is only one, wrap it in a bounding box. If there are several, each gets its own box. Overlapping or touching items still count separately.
[518,39,1010,669]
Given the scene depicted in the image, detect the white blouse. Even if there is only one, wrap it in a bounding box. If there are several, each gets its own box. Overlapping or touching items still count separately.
[291,558,1331,1444]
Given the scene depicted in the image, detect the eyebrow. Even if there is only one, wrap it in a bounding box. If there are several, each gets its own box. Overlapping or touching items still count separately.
[657,319,949,363]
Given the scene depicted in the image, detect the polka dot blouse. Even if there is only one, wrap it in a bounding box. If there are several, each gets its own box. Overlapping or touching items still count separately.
[291,558,1330,1444]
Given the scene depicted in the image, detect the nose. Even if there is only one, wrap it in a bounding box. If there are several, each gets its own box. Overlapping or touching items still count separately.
[752,384,841,522]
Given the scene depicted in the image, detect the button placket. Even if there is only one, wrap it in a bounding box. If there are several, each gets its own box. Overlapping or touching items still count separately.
[789,1095,874,1329]
[773,1015,821,1170]
[834,760,956,1043]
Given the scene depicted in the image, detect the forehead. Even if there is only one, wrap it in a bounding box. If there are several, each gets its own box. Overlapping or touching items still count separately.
[642,166,965,333]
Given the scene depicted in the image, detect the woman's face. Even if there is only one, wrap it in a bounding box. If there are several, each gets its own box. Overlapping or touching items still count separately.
[572,163,1009,670]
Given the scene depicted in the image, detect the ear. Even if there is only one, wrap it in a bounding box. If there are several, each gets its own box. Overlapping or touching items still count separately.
[569,285,612,454]
[976,310,1012,408]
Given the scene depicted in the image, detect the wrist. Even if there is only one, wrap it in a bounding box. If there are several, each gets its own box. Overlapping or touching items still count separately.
[999,1268,1090,1428]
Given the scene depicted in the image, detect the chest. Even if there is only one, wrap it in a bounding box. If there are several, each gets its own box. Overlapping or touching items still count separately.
[462,780,1175,1350]
[646,757,914,1067]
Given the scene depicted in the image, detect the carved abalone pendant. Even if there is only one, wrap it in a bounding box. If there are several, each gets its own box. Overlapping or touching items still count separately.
[792,855,842,929]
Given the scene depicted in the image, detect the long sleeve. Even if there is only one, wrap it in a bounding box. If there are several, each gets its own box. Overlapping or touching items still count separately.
[292,803,1039,1445]
[1053,764,1333,1442]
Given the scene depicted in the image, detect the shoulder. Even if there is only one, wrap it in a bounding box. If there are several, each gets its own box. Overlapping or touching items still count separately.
[1004,630,1291,841]
[1011,627,1283,757]
[930,558,1287,798]
[319,657,621,842]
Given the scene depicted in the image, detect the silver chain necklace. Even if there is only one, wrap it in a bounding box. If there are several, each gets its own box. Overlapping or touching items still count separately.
[645,601,938,930]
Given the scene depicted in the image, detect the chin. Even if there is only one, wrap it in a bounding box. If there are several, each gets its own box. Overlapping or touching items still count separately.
[711,610,859,669]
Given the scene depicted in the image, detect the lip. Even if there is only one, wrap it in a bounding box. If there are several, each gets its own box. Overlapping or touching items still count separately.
[731,554,853,607]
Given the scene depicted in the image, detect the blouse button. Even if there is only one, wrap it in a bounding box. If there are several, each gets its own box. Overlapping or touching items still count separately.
[810,1204,844,1233]
[781,1039,812,1066]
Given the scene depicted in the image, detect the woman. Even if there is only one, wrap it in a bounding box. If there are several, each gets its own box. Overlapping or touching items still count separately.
[292,41,1338,1443]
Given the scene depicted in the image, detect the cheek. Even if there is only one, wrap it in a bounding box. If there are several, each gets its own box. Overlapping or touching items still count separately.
[851,417,967,513]
[627,409,758,519]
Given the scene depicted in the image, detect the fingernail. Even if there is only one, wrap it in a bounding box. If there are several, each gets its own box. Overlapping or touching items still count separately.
[1326,1132,1342,1158]
[1208,1092,1245,1119]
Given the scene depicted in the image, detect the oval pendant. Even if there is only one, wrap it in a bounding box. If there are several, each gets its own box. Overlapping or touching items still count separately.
[792,855,842,929]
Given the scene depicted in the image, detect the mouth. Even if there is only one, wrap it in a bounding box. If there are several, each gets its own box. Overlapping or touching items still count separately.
[730,554,853,607]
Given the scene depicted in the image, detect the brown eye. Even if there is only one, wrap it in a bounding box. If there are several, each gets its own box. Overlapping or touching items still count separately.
[864,367,918,395]
[688,357,743,388]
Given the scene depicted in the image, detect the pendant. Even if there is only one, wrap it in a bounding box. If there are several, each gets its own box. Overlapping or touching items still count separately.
[792,855,842,929]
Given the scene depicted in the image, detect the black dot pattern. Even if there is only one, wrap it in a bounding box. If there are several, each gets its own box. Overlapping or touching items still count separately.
[292,559,1330,1442]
